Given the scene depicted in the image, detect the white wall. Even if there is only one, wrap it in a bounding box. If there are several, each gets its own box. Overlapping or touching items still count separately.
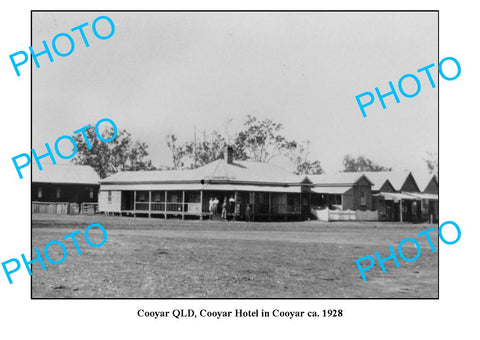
[98,190,122,212]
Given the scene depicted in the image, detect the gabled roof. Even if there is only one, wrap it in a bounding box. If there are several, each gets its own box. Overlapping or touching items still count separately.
[32,164,100,185]
[308,172,373,187]
[360,172,396,191]
[361,171,418,192]
[415,173,438,192]
[101,159,308,186]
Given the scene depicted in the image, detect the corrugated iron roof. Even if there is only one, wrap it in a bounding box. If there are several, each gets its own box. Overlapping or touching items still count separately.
[311,186,350,194]
[100,182,302,193]
[361,171,416,191]
[376,192,417,201]
[308,172,373,186]
[32,164,100,185]
[222,184,302,193]
[406,192,438,200]
[310,171,429,193]
[360,172,395,191]
[99,183,205,191]
[101,159,307,185]
[414,173,438,192]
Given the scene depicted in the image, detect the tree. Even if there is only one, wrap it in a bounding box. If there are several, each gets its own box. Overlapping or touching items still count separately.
[127,141,156,171]
[165,116,324,171]
[233,115,297,162]
[288,140,324,175]
[424,151,438,177]
[71,125,156,178]
[343,154,391,172]
[165,134,185,170]
[183,130,229,168]
[165,130,236,170]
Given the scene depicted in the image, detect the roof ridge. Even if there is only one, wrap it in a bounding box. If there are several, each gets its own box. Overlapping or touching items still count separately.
[207,159,227,179]
[219,159,230,178]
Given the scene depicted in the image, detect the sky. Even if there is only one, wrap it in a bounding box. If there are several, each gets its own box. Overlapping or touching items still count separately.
[32,11,438,175]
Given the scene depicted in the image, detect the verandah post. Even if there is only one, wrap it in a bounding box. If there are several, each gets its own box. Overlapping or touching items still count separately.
[268,192,272,221]
[399,198,403,222]
[133,190,136,218]
[164,190,167,220]
[182,190,185,220]
[200,190,203,220]
[299,192,302,221]
[148,191,151,218]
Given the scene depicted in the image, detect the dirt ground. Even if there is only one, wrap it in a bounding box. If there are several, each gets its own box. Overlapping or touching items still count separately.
[31,214,439,298]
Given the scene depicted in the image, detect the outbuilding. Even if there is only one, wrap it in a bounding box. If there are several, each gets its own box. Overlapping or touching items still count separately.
[361,172,398,221]
[308,173,373,211]
[32,164,100,214]
[364,171,423,222]
[409,174,439,222]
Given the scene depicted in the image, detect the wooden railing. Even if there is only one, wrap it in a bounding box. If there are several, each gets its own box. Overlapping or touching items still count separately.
[151,202,166,211]
[133,202,202,213]
[135,202,149,211]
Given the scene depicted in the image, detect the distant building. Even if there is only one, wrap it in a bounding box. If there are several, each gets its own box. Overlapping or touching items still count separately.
[308,173,373,211]
[411,174,439,222]
[364,171,437,222]
[32,164,100,214]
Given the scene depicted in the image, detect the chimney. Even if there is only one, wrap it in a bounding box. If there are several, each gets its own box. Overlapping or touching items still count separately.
[226,146,234,164]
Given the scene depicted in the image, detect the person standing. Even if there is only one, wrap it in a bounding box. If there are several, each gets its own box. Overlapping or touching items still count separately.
[208,198,214,219]
[245,204,251,222]
[229,196,236,220]
[213,197,219,217]
[221,197,228,220]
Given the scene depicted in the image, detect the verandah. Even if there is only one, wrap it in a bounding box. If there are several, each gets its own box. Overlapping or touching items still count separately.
[118,190,303,220]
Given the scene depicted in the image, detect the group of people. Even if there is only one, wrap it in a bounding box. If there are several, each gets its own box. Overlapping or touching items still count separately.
[208,196,252,222]
[208,196,236,220]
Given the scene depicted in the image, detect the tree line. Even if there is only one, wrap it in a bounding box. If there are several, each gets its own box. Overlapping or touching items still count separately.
[70,116,437,179]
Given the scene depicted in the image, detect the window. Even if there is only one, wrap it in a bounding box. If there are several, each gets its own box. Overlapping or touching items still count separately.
[330,194,342,206]
[108,190,112,203]
[360,191,367,206]
[153,192,162,202]
[37,187,43,199]
[89,187,94,199]
[136,191,147,202]
[56,187,61,199]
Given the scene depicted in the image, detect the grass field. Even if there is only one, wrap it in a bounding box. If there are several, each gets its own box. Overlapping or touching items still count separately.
[31,214,438,298]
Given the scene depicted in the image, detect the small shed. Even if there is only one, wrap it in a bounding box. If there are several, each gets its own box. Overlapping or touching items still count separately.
[364,171,423,222]
[308,172,374,211]
[32,164,100,214]
[409,174,438,222]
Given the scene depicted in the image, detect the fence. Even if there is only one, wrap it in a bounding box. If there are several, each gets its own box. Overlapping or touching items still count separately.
[311,207,378,222]
[32,201,69,214]
[32,201,98,215]
[81,203,98,215]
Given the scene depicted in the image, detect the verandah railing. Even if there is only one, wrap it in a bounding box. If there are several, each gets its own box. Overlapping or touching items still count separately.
[134,202,201,213]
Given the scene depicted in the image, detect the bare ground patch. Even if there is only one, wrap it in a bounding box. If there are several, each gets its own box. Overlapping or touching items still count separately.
[31,214,438,298]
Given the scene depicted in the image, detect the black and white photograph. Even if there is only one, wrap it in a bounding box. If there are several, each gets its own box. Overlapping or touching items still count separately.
[4,0,480,338]
[30,11,439,299]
